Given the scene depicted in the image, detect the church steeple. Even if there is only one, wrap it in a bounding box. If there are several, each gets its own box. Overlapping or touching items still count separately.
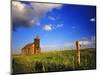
[36,35,39,39]
[34,36,41,54]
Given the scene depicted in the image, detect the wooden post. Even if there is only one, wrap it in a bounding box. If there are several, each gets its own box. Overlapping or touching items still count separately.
[76,41,80,65]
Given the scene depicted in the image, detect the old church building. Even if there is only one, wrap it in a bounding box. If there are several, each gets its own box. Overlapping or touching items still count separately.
[22,36,41,55]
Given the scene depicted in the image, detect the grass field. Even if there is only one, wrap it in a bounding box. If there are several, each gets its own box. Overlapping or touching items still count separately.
[12,48,96,74]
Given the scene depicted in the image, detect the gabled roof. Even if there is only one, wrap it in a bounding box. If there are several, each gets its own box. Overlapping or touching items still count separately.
[22,43,34,49]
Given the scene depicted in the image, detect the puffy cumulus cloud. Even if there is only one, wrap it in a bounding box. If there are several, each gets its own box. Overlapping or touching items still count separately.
[48,16,56,21]
[43,24,52,31]
[30,2,62,16]
[90,17,96,22]
[12,1,62,31]
[79,41,91,45]
[79,39,95,46]
[43,23,64,31]
[56,24,63,28]
[12,1,36,31]
[12,1,25,12]
[78,35,96,46]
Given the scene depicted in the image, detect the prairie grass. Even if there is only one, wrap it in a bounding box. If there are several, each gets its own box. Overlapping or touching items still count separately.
[12,48,96,74]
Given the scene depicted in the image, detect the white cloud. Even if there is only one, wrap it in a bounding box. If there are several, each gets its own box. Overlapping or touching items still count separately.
[78,35,96,46]
[12,1,36,30]
[12,1,25,12]
[43,23,64,31]
[79,41,91,45]
[48,16,56,21]
[79,39,95,46]
[12,1,63,30]
[30,2,62,14]
[29,19,36,25]
[43,24,52,31]
[56,24,63,28]
[90,18,96,22]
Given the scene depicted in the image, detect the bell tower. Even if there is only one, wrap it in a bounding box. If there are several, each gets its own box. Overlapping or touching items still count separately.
[34,36,41,54]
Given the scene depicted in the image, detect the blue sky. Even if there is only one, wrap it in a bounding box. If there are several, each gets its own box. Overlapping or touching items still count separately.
[12,1,96,53]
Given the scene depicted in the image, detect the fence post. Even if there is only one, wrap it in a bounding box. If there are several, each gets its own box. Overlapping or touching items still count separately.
[76,41,80,65]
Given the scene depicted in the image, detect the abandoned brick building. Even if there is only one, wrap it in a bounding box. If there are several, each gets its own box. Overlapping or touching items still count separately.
[22,36,41,54]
